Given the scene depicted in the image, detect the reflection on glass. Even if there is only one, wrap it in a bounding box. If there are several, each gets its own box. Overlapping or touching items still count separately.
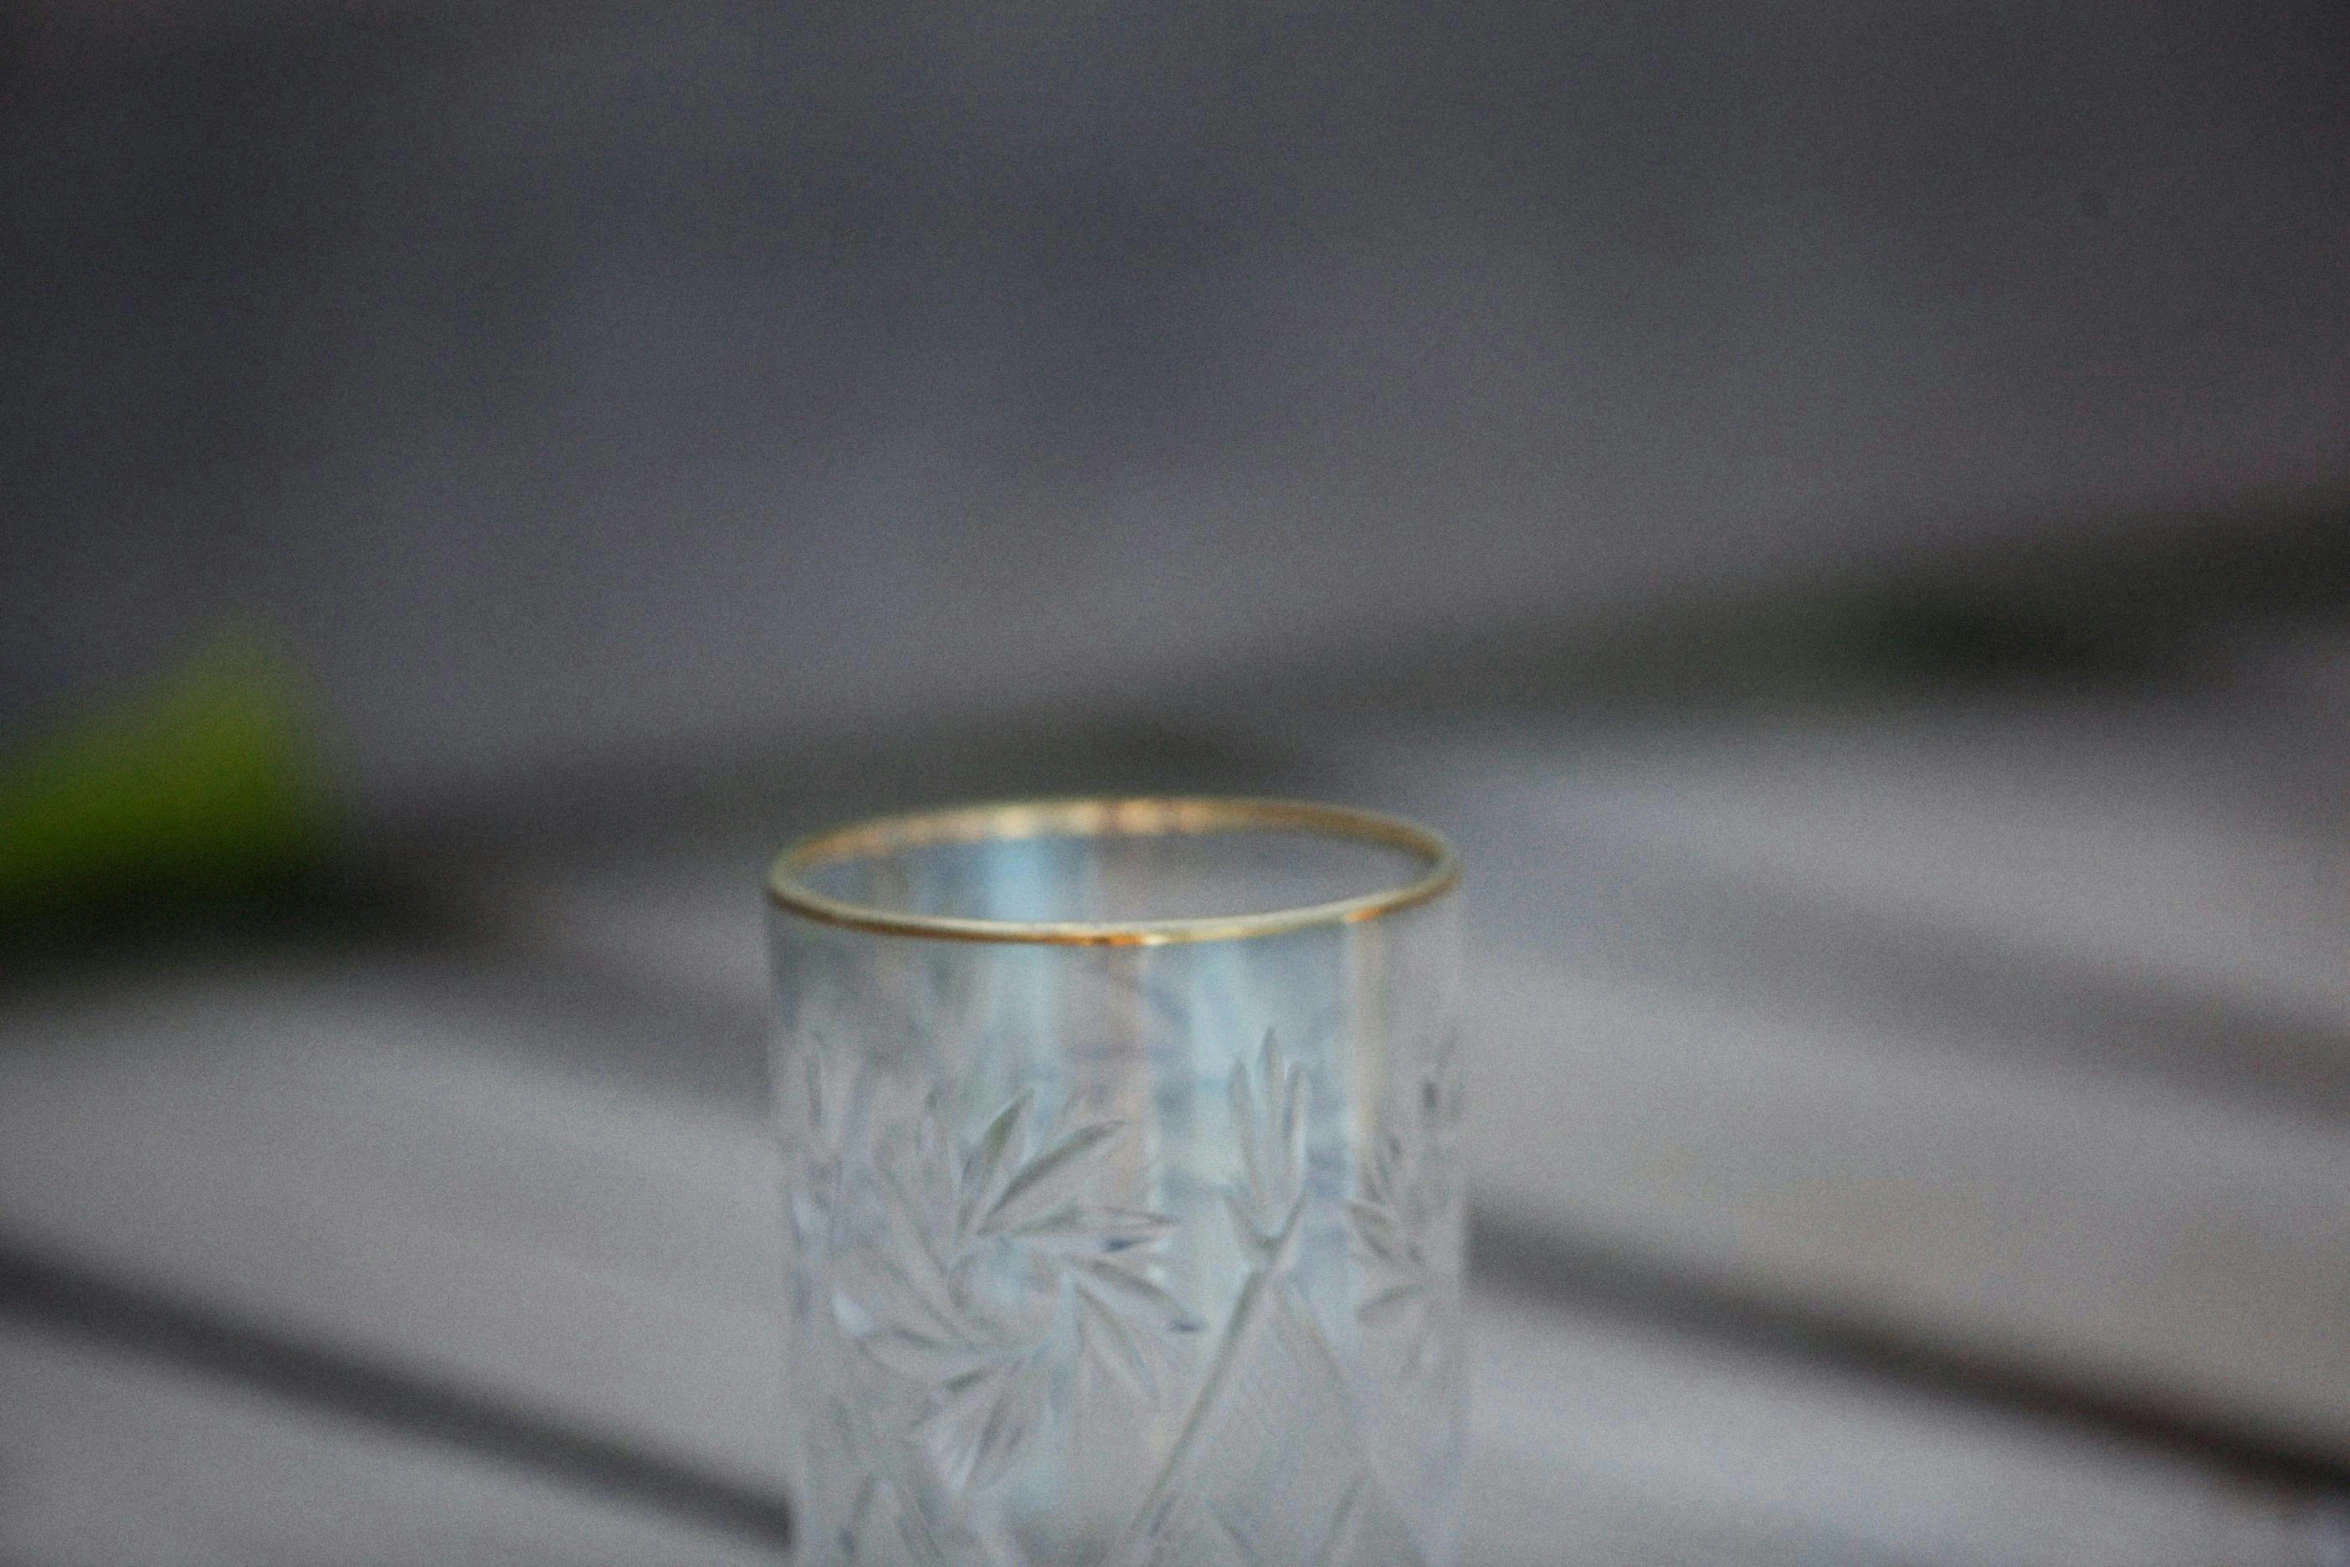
[767,798,1464,1565]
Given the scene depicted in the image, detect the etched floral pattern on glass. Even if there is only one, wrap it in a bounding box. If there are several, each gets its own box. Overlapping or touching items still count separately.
[768,800,1462,1566]
[784,1025,1452,1566]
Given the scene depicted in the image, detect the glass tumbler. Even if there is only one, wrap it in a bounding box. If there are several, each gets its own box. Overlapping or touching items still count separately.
[766,798,1463,1566]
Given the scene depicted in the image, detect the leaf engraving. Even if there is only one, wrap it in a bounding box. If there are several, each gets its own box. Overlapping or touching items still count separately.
[958,1091,1035,1234]
[984,1120,1127,1235]
[808,1062,1190,1500]
[1102,1031,1432,1567]
[1344,1029,1464,1383]
[796,1028,1443,1563]
[1227,1030,1308,1271]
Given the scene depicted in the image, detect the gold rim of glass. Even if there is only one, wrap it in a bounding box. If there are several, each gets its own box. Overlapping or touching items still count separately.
[767,796,1458,947]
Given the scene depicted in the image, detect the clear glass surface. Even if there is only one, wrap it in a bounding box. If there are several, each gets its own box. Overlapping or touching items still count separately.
[766,799,1463,1566]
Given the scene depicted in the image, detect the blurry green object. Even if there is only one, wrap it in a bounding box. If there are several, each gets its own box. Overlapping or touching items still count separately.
[0,630,331,937]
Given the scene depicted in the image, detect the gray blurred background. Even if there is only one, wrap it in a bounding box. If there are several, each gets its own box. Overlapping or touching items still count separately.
[2,0,2347,1562]
[6,0,2343,805]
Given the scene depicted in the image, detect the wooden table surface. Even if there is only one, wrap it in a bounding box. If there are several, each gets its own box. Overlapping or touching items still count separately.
[5,665,2348,1564]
